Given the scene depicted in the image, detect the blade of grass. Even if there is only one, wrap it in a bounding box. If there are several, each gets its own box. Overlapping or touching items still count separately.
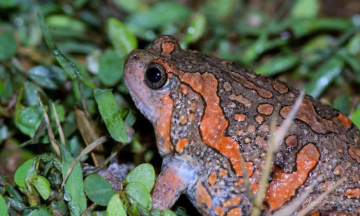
[61,135,108,189]
[75,107,104,166]
[251,92,304,216]
[32,118,46,144]
[239,152,254,201]
[273,91,304,151]
[35,91,60,158]
[37,11,95,89]
[52,103,65,147]
[296,177,347,216]
[273,175,323,216]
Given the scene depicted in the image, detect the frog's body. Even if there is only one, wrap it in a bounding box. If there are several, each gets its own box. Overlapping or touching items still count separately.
[124,36,360,215]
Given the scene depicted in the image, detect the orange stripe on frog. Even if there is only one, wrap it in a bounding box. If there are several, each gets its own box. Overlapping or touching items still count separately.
[195,181,212,211]
[155,59,253,177]
[154,93,174,155]
[265,143,320,210]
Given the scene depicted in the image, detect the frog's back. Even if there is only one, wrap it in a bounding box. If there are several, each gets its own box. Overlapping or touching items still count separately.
[169,46,360,215]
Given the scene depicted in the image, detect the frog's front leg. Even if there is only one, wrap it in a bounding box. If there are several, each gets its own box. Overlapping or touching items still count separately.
[152,157,196,209]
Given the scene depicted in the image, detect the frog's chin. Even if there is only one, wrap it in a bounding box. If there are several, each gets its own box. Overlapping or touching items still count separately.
[124,79,159,124]
[126,86,154,123]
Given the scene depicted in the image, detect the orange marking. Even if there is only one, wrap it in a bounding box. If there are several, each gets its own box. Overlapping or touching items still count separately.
[161,42,175,56]
[280,99,339,134]
[255,115,264,124]
[227,207,242,216]
[223,197,241,208]
[321,181,332,191]
[175,138,189,153]
[333,113,352,129]
[181,84,190,95]
[195,182,212,210]
[229,72,273,99]
[224,82,232,91]
[265,143,320,210]
[257,104,274,116]
[333,165,344,176]
[229,94,252,108]
[342,188,360,198]
[219,169,228,177]
[234,114,246,122]
[215,206,225,216]
[155,94,174,155]
[152,166,186,209]
[349,145,360,163]
[179,115,187,124]
[247,125,255,133]
[259,124,269,132]
[285,135,298,148]
[255,136,267,148]
[268,79,288,94]
[189,113,195,122]
[208,171,217,186]
[310,213,320,216]
[155,60,253,177]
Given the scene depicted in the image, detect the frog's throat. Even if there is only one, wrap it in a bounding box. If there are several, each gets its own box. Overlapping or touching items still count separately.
[125,79,158,123]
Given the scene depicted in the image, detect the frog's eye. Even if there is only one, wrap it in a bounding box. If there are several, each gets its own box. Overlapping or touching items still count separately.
[144,63,168,89]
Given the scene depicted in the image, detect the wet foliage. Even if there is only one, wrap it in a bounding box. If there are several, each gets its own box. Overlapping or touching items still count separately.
[0,0,359,215]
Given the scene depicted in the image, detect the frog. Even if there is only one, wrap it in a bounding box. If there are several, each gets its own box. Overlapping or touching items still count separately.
[123,35,360,216]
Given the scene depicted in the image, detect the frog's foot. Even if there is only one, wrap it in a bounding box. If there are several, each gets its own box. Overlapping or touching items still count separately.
[152,157,197,209]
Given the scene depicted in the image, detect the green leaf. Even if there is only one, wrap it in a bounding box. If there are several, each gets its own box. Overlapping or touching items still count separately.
[126,163,155,192]
[304,57,344,98]
[300,35,335,66]
[106,194,126,216]
[242,33,268,63]
[352,109,360,130]
[24,82,45,106]
[291,18,352,38]
[182,13,207,47]
[333,94,350,115]
[114,0,147,13]
[50,104,65,122]
[125,182,150,208]
[38,11,56,50]
[98,50,124,87]
[151,209,177,216]
[33,176,51,200]
[0,195,8,216]
[256,54,299,76]
[291,0,320,18]
[204,0,235,20]
[94,88,127,142]
[0,31,17,60]
[84,174,114,206]
[126,2,191,30]
[52,200,68,216]
[0,0,17,8]
[28,207,53,216]
[15,159,34,188]
[107,18,137,58]
[15,106,43,137]
[28,65,67,90]
[60,145,87,215]
[46,15,87,37]
[347,33,360,56]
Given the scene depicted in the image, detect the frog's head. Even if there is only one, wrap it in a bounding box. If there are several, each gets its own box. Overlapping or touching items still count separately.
[124,36,180,124]
[124,35,190,156]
